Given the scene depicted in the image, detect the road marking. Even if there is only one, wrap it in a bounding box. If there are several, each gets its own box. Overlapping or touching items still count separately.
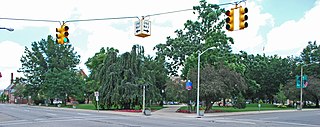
[215,119,256,125]
[0,116,113,126]
[235,118,320,127]
[77,113,91,116]
[46,113,57,116]
[260,117,278,120]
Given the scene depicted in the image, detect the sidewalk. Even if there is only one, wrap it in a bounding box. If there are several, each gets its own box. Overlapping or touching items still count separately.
[148,105,320,118]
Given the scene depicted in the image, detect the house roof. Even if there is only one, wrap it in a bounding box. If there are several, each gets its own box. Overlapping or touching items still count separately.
[5,83,15,90]
[79,69,88,78]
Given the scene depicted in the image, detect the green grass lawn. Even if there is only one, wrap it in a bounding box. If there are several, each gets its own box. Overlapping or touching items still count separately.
[76,104,97,110]
[179,103,295,112]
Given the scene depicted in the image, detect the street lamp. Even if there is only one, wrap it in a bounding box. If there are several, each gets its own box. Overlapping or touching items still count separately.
[197,46,216,117]
[299,62,319,110]
[0,27,14,31]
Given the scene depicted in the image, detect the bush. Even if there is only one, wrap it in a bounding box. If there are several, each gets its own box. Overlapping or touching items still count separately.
[134,105,141,110]
[277,105,287,108]
[234,102,246,109]
[234,95,246,109]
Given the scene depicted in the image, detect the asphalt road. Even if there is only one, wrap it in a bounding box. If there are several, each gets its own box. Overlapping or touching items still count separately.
[1,104,320,127]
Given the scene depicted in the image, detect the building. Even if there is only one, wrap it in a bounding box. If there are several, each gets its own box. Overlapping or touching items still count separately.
[2,73,28,104]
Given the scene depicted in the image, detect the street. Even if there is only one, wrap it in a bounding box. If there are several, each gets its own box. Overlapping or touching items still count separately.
[1,104,320,127]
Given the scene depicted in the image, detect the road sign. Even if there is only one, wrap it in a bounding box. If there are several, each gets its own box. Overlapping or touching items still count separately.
[134,19,151,38]
[186,80,192,90]
[296,75,307,88]
[94,91,99,97]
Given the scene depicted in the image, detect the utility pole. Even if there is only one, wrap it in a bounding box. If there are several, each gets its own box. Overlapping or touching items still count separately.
[142,85,146,114]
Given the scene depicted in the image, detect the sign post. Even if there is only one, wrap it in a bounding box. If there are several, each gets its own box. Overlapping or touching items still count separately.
[95,91,99,112]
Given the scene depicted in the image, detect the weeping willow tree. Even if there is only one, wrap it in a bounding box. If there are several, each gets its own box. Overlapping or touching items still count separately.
[91,45,164,109]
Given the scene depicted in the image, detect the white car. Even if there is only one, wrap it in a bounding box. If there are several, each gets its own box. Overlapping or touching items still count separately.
[53,99,62,104]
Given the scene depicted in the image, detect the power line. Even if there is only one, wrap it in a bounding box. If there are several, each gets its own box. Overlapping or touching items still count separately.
[0,0,246,23]
[66,16,139,22]
[145,8,194,17]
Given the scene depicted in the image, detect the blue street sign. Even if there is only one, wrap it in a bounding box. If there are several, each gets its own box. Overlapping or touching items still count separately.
[186,80,192,90]
[296,75,308,88]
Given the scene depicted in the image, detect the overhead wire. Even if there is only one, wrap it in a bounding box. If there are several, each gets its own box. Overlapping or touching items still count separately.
[0,0,246,23]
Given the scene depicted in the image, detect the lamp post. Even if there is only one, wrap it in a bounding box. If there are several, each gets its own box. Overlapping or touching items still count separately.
[0,27,14,31]
[197,46,216,117]
[299,62,319,110]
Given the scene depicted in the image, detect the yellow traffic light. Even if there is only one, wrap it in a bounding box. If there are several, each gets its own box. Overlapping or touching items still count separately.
[239,6,248,30]
[225,8,235,31]
[56,24,69,44]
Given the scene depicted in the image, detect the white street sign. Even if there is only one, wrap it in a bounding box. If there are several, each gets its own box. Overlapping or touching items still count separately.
[94,91,99,97]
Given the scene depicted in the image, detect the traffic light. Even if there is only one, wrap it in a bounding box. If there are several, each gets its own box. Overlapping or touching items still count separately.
[225,8,234,31]
[56,24,69,44]
[239,6,248,30]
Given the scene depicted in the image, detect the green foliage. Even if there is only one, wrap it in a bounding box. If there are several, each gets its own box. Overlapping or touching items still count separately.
[134,105,141,110]
[275,84,287,105]
[18,35,82,103]
[155,0,233,76]
[277,105,287,108]
[87,45,167,109]
[188,64,247,110]
[234,95,246,109]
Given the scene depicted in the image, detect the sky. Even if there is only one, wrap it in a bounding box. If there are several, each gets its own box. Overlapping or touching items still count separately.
[0,0,319,90]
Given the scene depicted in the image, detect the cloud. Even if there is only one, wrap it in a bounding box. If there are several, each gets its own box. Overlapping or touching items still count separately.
[264,0,320,56]
[227,0,274,54]
[72,0,203,74]
[0,41,24,89]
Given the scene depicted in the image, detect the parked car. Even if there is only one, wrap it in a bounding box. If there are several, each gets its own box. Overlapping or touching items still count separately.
[53,99,62,104]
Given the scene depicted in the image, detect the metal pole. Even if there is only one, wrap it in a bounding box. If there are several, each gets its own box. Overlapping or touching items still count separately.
[97,100,99,112]
[0,27,14,31]
[300,65,303,110]
[197,50,200,117]
[143,85,146,114]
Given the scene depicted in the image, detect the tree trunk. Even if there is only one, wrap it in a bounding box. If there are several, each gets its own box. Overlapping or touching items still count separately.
[223,98,226,106]
[316,98,319,108]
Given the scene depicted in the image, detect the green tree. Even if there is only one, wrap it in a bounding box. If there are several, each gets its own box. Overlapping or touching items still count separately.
[18,35,82,104]
[275,84,287,105]
[89,45,165,109]
[298,41,320,107]
[155,0,233,76]
[188,64,247,111]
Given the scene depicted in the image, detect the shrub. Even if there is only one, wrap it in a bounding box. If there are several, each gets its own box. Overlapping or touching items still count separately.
[234,96,246,109]
[277,105,287,108]
[134,105,141,110]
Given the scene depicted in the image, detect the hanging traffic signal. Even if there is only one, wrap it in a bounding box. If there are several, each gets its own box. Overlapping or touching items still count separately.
[239,6,248,30]
[225,8,234,31]
[56,24,69,44]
